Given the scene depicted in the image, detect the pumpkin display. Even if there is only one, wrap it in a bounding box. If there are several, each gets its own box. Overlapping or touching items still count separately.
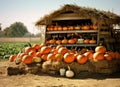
[93,52,104,61]
[65,66,74,78]
[95,46,106,53]
[76,54,88,64]
[22,55,33,64]
[9,55,17,62]
[63,53,75,63]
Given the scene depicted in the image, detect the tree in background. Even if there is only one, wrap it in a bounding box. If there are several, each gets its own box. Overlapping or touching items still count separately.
[4,22,28,37]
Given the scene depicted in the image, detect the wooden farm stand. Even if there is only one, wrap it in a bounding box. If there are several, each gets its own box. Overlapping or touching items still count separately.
[7,4,120,77]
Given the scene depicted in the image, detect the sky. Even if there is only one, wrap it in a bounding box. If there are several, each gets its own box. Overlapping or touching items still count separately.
[0,0,120,34]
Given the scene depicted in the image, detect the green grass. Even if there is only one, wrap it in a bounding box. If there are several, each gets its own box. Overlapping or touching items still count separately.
[0,42,41,59]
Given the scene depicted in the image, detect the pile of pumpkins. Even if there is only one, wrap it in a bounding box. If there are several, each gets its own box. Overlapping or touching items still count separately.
[47,25,98,31]
[9,44,120,77]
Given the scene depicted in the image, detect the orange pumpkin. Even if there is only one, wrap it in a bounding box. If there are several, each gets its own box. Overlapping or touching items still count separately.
[40,46,52,54]
[41,54,48,61]
[107,51,115,59]
[68,39,76,44]
[89,38,96,44]
[83,51,93,60]
[24,47,36,53]
[95,46,106,54]
[76,55,88,64]
[57,26,62,31]
[114,52,120,59]
[83,39,90,44]
[32,44,40,50]
[68,26,74,30]
[62,38,68,44]
[64,53,75,63]
[81,25,90,30]
[93,52,104,61]
[92,25,98,30]
[22,55,33,64]
[47,53,56,60]
[28,51,36,57]
[18,53,27,59]
[48,39,56,44]
[58,47,69,56]
[56,40,61,45]
[35,52,42,57]
[104,53,112,61]
[63,26,68,31]
[9,55,17,62]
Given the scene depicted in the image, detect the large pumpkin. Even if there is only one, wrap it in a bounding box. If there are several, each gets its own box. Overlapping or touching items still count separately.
[40,46,52,54]
[24,47,36,53]
[76,55,88,64]
[22,55,33,64]
[95,46,106,53]
[58,47,69,55]
[64,53,75,63]
[93,52,104,61]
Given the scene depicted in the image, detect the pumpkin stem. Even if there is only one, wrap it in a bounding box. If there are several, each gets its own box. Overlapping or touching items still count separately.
[68,66,71,70]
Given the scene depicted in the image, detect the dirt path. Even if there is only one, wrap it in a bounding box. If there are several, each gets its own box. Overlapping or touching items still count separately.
[0,60,120,87]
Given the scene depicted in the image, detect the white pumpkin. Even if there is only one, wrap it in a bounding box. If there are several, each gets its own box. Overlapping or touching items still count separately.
[65,66,74,78]
[32,57,42,63]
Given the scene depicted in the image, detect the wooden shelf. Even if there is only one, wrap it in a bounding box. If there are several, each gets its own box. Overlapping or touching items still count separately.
[47,44,98,47]
[46,30,98,34]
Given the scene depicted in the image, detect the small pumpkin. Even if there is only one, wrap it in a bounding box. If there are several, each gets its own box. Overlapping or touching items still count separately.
[47,53,56,61]
[62,38,68,44]
[68,39,76,44]
[89,38,97,44]
[81,25,90,30]
[48,39,56,44]
[83,51,93,60]
[57,26,62,31]
[83,39,90,44]
[63,26,68,31]
[9,55,17,62]
[56,40,61,45]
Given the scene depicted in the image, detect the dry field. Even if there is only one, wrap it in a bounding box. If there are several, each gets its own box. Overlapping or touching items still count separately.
[0,60,120,87]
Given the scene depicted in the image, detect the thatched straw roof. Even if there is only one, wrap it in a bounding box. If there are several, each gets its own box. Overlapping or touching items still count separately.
[35,4,120,26]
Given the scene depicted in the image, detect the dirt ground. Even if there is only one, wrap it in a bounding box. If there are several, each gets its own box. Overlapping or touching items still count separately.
[0,60,120,87]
